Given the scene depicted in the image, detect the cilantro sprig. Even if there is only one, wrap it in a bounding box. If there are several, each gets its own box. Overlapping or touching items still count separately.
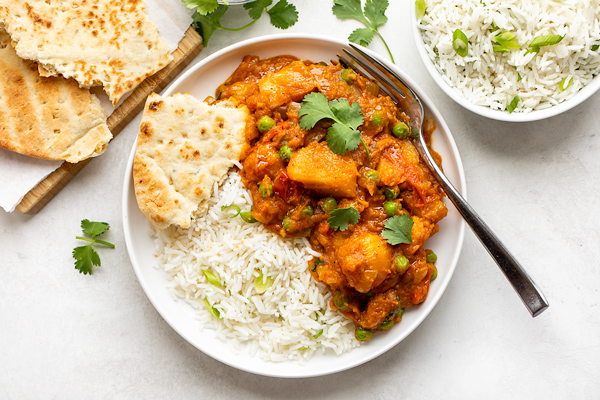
[381,214,413,245]
[332,0,395,63]
[73,220,114,275]
[299,92,370,158]
[327,206,360,231]
[185,0,298,45]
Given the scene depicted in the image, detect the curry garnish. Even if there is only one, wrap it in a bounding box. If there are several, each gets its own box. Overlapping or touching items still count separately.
[381,214,414,245]
[327,206,361,231]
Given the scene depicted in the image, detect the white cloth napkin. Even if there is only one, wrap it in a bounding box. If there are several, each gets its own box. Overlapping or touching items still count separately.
[0,0,193,212]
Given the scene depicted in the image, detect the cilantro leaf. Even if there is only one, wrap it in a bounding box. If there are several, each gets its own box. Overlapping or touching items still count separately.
[348,28,374,46]
[73,245,101,275]
[327,207,360,231]
[182,0,219,14]
[364,0,388,28]
[267,0,298,29]
[332,0,395,63]
[298,92,336,130]
[81,219,110,238]
[299,92,368,157]
[244,0,272,20]
[192,5,227,46]
[381,214,414,245]
[73,219,114,275]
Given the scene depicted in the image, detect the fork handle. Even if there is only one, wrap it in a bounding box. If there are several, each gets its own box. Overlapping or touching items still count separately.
[416,142,549,317]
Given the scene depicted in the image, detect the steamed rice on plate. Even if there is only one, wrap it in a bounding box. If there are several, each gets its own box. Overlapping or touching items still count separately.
[417,0,600,113]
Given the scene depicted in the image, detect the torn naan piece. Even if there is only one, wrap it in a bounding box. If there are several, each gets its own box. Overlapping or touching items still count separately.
[0,29,112,163]
[0,0,172,106]
[133,93,250,230]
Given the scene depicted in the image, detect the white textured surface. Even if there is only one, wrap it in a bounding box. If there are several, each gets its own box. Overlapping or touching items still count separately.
[1,1,600,398]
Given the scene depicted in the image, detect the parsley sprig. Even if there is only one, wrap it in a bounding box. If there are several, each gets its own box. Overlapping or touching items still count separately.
[332,0,395,63]
[73,220,114,275]
[327,206,360,231]
[299,92,370,158]
[381,214,414,245]
[184,0,298,45]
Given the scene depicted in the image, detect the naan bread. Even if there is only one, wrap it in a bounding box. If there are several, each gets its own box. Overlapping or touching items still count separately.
[0,29,112,163]
[0,0,172,106]
[133,93,249,230]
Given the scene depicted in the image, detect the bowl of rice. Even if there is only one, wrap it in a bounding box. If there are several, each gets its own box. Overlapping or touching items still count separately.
[123,34,467,378]
[411,0,600,122]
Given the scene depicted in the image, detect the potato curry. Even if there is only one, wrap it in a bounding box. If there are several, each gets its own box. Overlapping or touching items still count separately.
[212,55,447,341]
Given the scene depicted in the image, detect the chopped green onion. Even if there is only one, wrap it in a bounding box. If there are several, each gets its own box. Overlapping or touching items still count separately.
[282,216,292,231]
[528,34,563,53]
[453,29,469,57]
[490,22,499,33]
[240,211,257,223]
[313,329,323,339]
[254,270,274,294]
[397,308,405,317]
[220,204,241,218]
[259,181,273,197]
[493,31,520,53]
[204,298,222,319]
[507,96,520,113]
[341,68,356,84]
[415,0,425,19]
[202,270,222,287]
[592,44,599,51]
[298,346,309,351]
[216,91,223,101]
[312,259,325,272]
[559,76,573,92]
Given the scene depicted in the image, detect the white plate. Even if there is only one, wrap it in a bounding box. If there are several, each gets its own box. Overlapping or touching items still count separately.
[122,34,467,378]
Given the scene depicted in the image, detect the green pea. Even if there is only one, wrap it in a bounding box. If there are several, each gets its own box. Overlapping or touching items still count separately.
[384,187,399,200]
[431,266,438,281]
[426,251,438,263]
[322,197,337,213]
[396,255,409,273]
[302,205,314,217]
[392,122,409,139]
[371,112,384,126]
[384,201,397,216]
[282,217,292,231]
[333,291,348,310]
[380,319,394,331]
[259,182,273,197]
[365,170,379,181]
[355,328,373,341]
[341,68,356,83]
[279,145,293,162]
[257,116,275,133]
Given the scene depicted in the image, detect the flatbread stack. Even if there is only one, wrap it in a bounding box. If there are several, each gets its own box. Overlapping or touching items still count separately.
[0,28,112,163]
[133,93,250,230]
[0,0,172,105]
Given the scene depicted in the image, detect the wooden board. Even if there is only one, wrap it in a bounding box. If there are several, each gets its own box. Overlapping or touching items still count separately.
[16,27,203,214]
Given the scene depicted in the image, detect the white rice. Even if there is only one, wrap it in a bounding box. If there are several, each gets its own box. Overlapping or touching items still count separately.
[153,170,358,362]
[418,0,600,112]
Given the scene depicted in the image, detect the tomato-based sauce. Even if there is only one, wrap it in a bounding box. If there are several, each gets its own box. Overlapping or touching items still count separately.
[213,55,447,340]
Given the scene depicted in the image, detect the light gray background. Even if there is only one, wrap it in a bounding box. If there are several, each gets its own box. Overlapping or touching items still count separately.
[1,1,599,398]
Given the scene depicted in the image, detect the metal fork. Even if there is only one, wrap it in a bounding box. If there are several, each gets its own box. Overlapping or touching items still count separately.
[341,43,549,317]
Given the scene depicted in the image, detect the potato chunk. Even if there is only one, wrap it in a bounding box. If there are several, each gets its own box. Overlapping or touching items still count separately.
[287,141,357,198]
[258,61,317,110]
[336,233,394,293]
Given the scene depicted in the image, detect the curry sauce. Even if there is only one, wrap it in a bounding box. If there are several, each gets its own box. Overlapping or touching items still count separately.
[213,55,447,341]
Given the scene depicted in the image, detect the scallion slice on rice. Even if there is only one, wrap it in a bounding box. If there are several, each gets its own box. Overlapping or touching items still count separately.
[559,76,574,92]
[415,0,426,19]
[453,29,469,57]
[528,34,563,53]
[202,269,222,287]
[507,96,520,113]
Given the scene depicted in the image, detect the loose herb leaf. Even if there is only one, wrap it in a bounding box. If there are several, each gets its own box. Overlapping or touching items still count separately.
[453,29,469,57]
[507,96,520,113]
[299,93,369,157]
[190,0,298,46]
[332,0,395,63]
[81,219,110,237]
[327,207,360,231]
[415,0,425,19]
[381,214,414,245]
[267,0,298,29]
[73,220,114,275]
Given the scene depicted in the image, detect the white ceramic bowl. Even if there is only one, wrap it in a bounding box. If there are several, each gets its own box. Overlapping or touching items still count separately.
[122,33,467,378]
[410,2,600,122]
